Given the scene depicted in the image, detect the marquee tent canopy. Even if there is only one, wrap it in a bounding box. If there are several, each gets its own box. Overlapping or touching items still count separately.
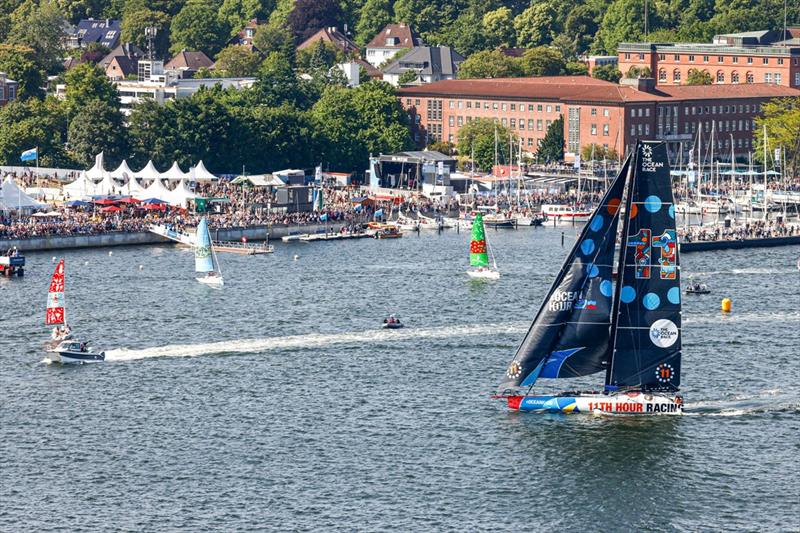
[85,152,108,181]
[191,160,218,182]
[1,176,46,211]
[62,171,98,199]
[164,161,189,181]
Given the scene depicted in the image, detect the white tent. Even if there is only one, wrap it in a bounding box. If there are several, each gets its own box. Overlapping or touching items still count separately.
[1,176,46,211]
[137,160,163,183]
[138,174,172,202]
[125,174,147,197]
[95,173,125,196]
[85,152,108,181]
[164,161,189,181]
[192,160,218,182]
[111,160,134,179]
[166,179,199,207]
[62,171,98,199]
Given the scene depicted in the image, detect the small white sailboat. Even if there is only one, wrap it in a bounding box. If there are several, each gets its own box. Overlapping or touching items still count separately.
[466,213,500,280]
[195,218,224,287]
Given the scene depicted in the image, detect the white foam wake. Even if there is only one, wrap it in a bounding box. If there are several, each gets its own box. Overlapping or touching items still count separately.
[104,322,527,362]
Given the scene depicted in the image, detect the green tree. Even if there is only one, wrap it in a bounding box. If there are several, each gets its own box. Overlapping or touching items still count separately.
[354,0,393,46]
[595,0,646,54]
[456,118,517,171]
[457,50,523,79]
[520,47,567,76]
[7,0,66,73]
[592,63,622,82]
[296,40,342,73]
[236,103,316,171]
[127,98,174,168]
[482,7,515,49]
[581,143,618,160]
[433,10,488,57]
[563,5,599,54]
[0,97,70,167]
[56,0,107,24]
[252,22,295,61]
[215,45,263,76]
[121,8,171,59]
[68,100,128,168]
[537,114,564,163]
[218,0,265,37]
[397,69,418,84]
[253,51,313,108]
[170,0,229,56]
[268,0,295,27]
[514,2,557,47]
[63,63,119,117]
[686,68,712,85]
[625,65,651,78]
[427,140,455,155]
[0,44,43,100]
[312,81,412,171]
[755,97,800,178]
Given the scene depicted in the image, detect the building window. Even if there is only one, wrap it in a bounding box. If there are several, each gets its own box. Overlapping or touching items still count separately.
[717,56,723,63]
[457,116,463,126]
[638,53,644,60]
[777,58,784,65]
[603,108,609,117]
[466,101,472,109]
[458,101,463,109]
[775,73,781,84]
[765,73,772,83]
[519,119,524,130]
[631,125,636,136]
[688,55,695,62]
[645,124,650,135]
[501,118,507,126]
[510,118,516,128]
[624,53,631,60]
[537,104,543,111]
[746,72,754,83]
[528,138,534,147]
[528,119,534,129]
[645,108,650,117]
[731,71,739,83]
[555,105,561,112]
[501,103,507,111]
[703,55,709,62]
[528,104,535,111]
[475,101,480,108]
[510,103,516,111]
[415,99,420,105]
[591,108,597,116]
[674,54,680,61]
[591,124,597,135]
[673,69,681,82]
[716,71,724,83]
[795,73,800,86]
[747,57,753,64]
[603,124,609,136]
[492,102,498,110]
[732,57,738,64]
[546,105,552,112]
[630,108,635,117]
[537,119,543,131]
[762,57,768,65]
[659,53,665,60]
[659,69,666,82]
[449,100,454,109]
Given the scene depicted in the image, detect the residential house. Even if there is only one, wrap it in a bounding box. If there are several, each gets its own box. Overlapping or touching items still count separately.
[229,18,267,50]
[363,23,420,67]
[0,73,18,106]
[99,43,144,81]
[382,46,464,86]
[65,19,121,49]
[297,27,359,56]
[165,50,214,78]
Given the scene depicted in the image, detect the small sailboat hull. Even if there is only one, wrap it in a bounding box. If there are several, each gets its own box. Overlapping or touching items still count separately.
[466,269,500,280]
[504,392,682,415]
[196,275,224,287]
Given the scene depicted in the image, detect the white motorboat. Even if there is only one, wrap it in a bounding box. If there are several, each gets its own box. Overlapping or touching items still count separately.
[49,340,105,364]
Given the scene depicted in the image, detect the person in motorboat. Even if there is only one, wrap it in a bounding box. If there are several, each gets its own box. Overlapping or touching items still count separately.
[383,314,403,328]
[51,323,72,341]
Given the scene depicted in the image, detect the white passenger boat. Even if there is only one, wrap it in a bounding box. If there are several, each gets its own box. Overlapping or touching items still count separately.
[541,204,592,224]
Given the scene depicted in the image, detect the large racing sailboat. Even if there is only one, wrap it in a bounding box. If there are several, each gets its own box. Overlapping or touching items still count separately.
[466,212,500,280]
[195,217,224,287]
[496,141,683,415]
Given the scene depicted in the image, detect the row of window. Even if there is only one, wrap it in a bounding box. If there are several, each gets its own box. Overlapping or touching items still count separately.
[658,69,783,84]
[684,119,755,134]
[445,115,554,132]
[625,52,792,66]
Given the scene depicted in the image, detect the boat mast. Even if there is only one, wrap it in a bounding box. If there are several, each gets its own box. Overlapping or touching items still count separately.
[763,124,768,218]
[605,144,638,388]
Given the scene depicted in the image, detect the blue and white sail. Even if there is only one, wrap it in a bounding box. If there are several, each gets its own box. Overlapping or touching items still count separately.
[498,154,631,393]
[607,141,681,392]
[194,217,214,273]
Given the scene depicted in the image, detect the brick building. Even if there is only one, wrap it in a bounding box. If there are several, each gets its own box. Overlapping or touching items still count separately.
[618,30,800,88]
[0,72,18,106]
[397,76,800,162]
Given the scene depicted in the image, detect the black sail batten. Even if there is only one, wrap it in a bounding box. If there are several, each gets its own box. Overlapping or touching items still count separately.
[498,154,631,393]
[605,149,638,387]
[607,141,682,392]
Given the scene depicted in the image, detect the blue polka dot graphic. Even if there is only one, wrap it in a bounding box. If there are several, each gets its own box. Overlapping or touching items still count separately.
[643,292,660,310]
[621,286,636,303]
[668,204,675,219]
[580,239,595,255]
[586,263,599,277]
[644,195,662,213]
[600,280,613,297]
[667,286,681,304]
[589,215,604,232]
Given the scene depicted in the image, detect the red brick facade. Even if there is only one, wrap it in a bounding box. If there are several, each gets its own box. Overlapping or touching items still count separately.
[397,76,800,162]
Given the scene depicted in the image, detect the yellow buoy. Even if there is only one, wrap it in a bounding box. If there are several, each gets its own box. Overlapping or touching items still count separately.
[721,298,732,313]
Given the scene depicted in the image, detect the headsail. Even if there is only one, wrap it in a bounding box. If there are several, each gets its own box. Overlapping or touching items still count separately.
[470,213,489,267]
[607,141,681,392]
[46,259,65,325]
[498,155,631,392]
[195,218,214,273]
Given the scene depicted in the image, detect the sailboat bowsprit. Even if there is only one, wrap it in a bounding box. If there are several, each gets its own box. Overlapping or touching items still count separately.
[497,141,683,415]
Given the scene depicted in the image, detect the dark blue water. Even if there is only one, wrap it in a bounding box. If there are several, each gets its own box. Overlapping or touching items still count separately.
[2,228,799,531]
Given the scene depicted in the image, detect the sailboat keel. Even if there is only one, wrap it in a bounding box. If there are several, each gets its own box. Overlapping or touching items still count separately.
[504,393,683,415]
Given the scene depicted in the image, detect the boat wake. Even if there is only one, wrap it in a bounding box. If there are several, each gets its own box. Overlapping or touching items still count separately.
[103,322,527,362]
[684,389,799,416]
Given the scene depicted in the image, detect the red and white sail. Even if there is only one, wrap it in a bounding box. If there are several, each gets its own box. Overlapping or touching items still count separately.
[46,259,65,325]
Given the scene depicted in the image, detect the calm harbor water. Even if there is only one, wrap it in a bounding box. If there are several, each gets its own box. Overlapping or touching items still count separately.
[2,227,799,531]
